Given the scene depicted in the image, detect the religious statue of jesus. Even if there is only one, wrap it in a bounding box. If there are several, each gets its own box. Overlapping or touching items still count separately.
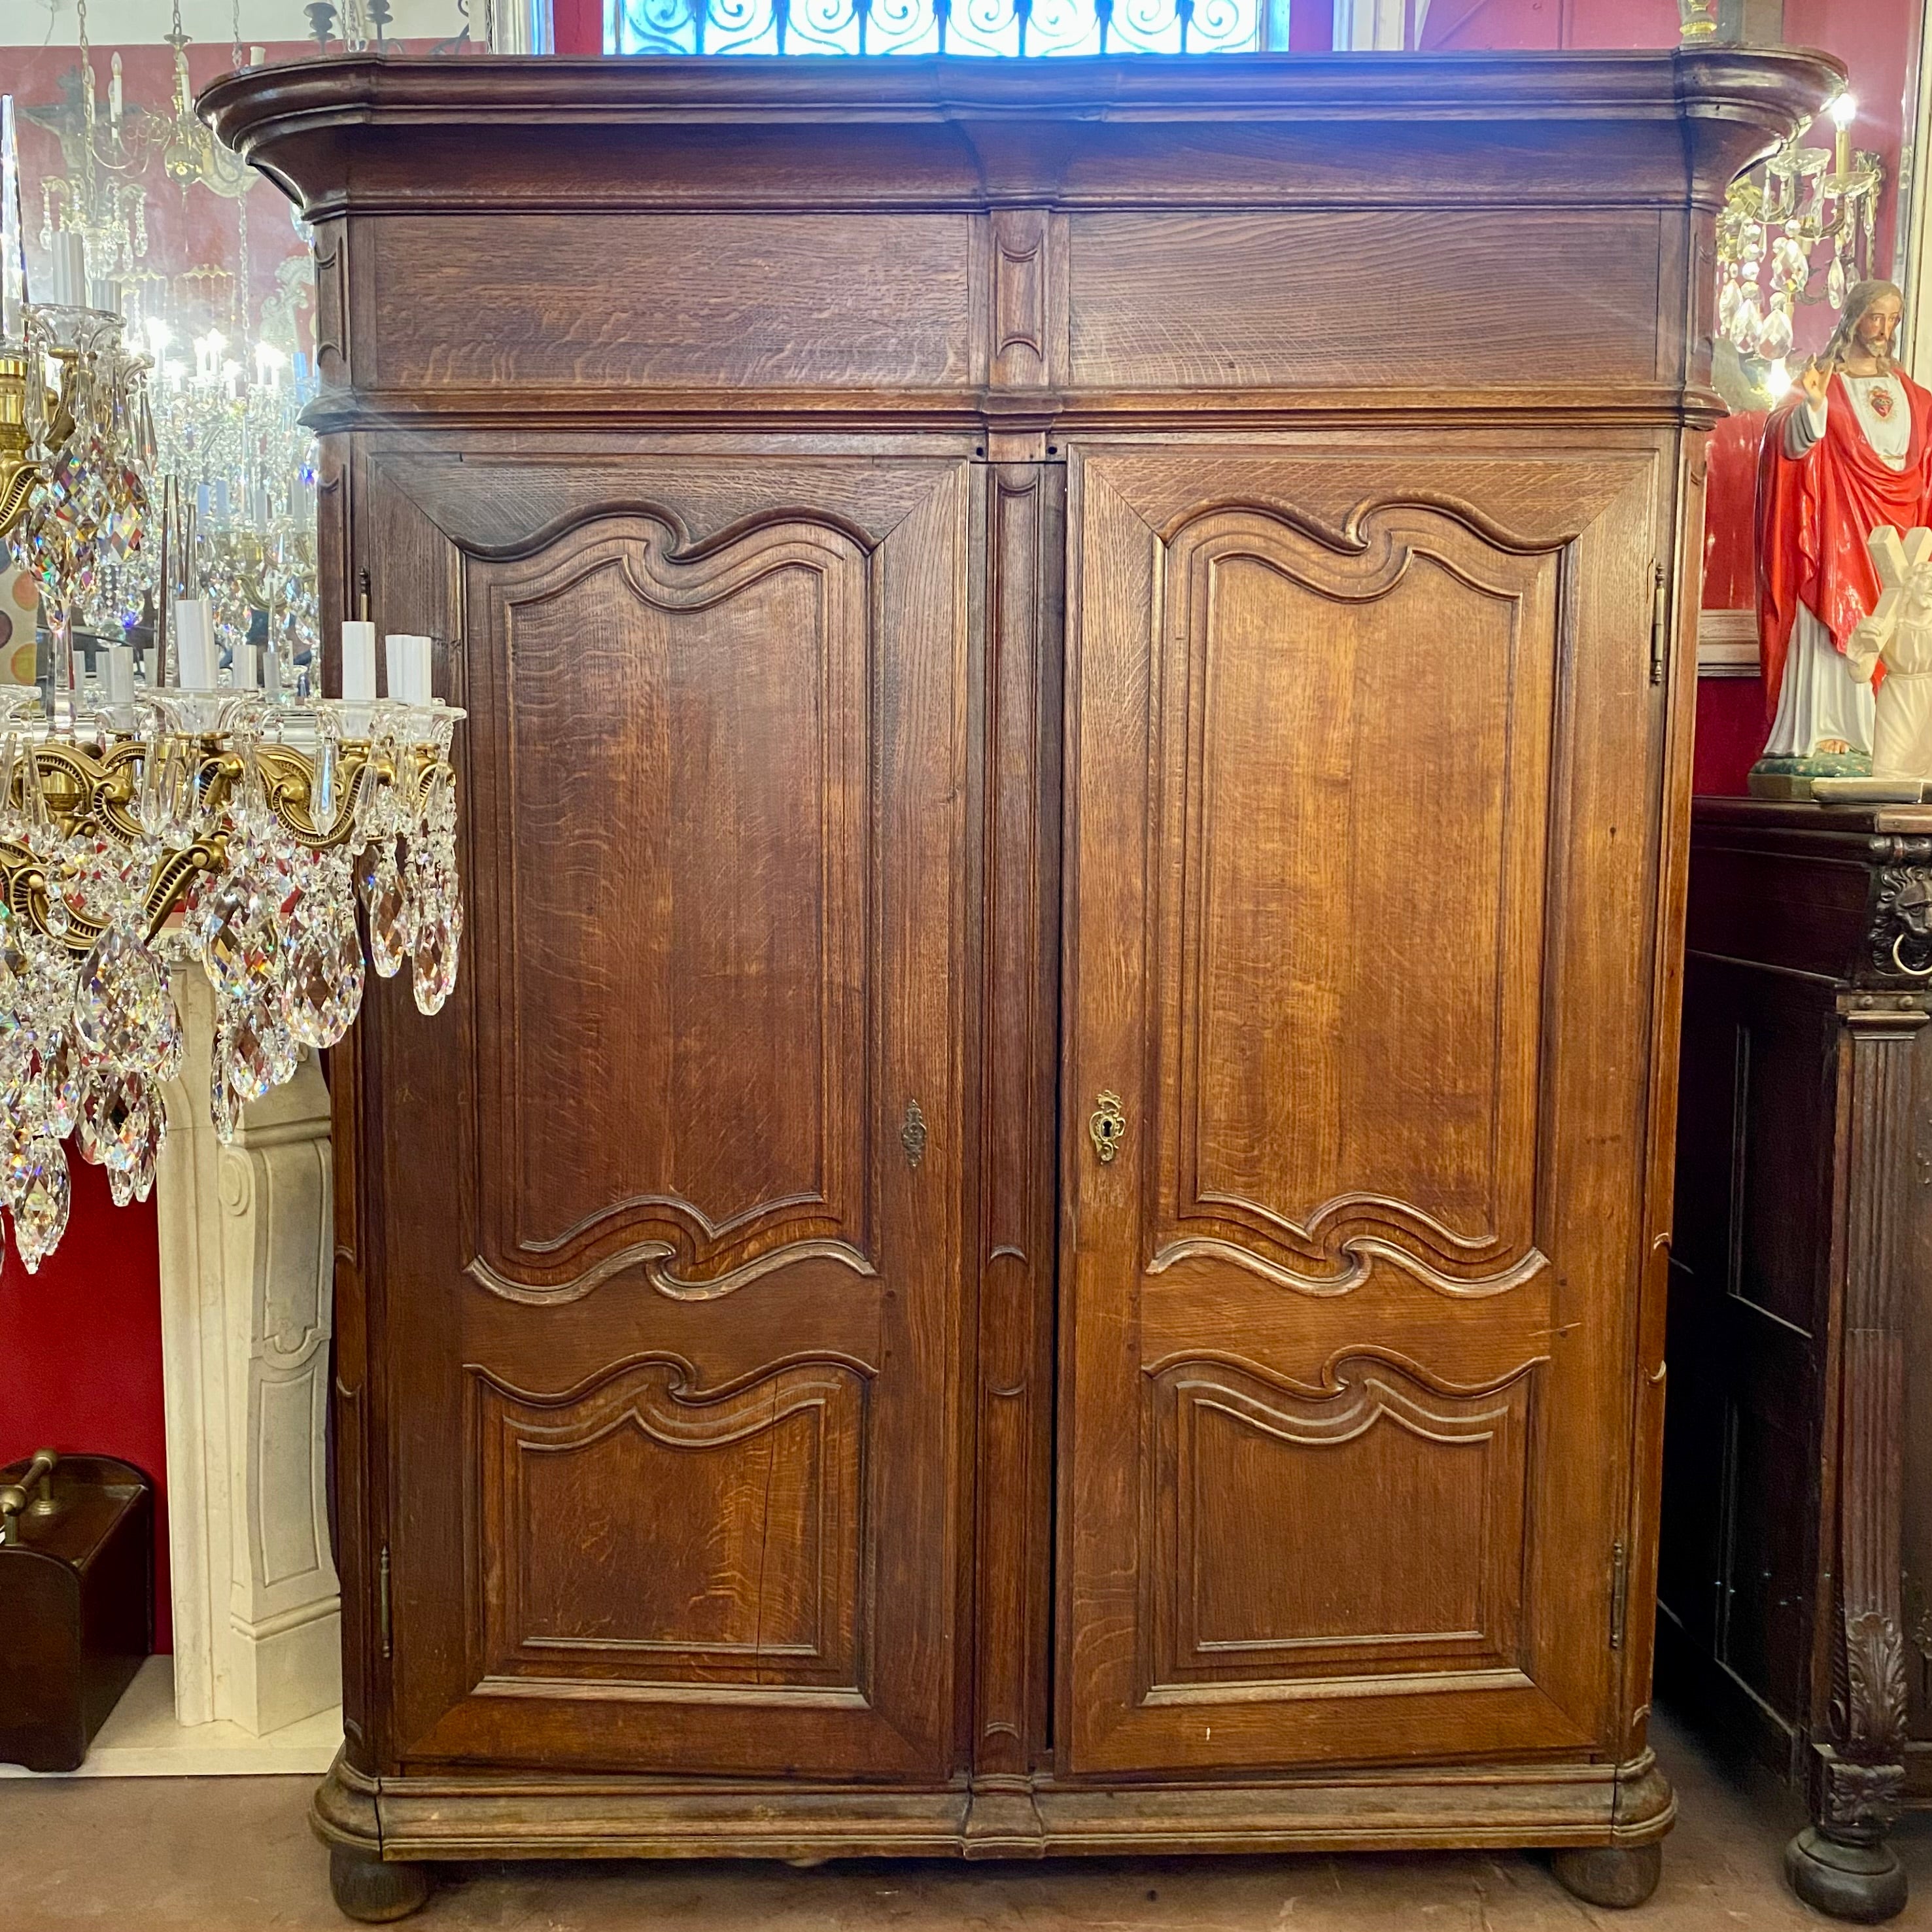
[1754,279,1932,791]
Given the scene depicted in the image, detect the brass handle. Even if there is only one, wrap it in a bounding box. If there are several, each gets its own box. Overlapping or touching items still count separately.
[20,1447,58,1517]
[1089,1090,1126,1165]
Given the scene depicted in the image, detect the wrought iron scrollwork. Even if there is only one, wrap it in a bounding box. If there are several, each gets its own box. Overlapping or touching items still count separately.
[615,0,1263,57]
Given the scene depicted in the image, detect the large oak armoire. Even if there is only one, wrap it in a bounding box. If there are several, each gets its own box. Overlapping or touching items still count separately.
[204,48,1831,1922]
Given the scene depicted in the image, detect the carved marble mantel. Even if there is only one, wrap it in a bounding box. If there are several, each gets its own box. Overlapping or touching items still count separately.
[154,967,341,1735]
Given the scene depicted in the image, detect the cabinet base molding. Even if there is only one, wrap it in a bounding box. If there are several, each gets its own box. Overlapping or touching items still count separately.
[311,1750,1673,1867]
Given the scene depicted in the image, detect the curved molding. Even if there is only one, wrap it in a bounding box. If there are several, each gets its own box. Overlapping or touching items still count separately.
[468,1346,878,1411]
[1202,1186,1515,1261]
[506,1187,837,1262]
[466,1241,674,1306]
[1148,490,1555,1300]
[1148,1349,1534,1453]
[1157,491,1574,560]
[200,52,1839,227]
[475,1351,865,1436]
[466,1236,877,1306]
[1143,1344,1547,1402]
[460,497,882,568]
[468,505,876,1300]
[1148,1235,1548,1300]
[650,1239,877,1301]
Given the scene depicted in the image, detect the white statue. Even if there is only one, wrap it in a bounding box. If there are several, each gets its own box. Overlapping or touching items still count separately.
[1847,525,1932,784]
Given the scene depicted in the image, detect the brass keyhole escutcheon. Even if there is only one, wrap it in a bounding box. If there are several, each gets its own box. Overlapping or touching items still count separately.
[1089,1090,1126,1165]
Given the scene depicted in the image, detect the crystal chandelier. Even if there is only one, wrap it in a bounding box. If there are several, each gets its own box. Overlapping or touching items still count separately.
[157,0,256,203]
[1,101,464,1275]
[26,0,150,298]
[1717,92,1884,403]
[148,320,320,697]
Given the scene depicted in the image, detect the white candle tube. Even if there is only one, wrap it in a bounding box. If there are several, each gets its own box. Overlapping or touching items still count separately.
[341,621,377,702]
[101,644,133,706]
[386,632,434,706]
[50,230,86,309]
[173,597,216,689]
[2,98,28,345]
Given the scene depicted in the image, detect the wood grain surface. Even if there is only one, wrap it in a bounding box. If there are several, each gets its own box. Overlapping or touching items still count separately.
[190,47,1837,1893]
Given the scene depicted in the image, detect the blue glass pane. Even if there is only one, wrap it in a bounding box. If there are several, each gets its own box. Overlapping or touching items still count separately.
[613,0,1263,56]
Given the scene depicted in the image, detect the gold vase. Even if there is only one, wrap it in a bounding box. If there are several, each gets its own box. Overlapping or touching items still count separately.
[1679,0,1719,41]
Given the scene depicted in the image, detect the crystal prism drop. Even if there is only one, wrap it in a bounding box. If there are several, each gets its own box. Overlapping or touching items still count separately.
[39,1028,78,1140]
[364,846,408,979]
[200,885,277,1000]
[72,927,173,1073]
[412,906,460,1016]
[5,1135,71,1273]
[285,901,364,1049]
[209,1044,241,1146]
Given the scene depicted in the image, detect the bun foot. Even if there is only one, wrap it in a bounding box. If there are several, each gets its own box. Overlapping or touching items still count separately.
[328,1846,432,1923]
[1785,1827,1908,1924]
[1551,1841,1663,1908]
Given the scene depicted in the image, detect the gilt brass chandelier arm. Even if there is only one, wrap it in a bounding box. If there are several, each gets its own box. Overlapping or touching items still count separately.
[141,839,224,946]
[0,455,37,537]
[256,742,387,848]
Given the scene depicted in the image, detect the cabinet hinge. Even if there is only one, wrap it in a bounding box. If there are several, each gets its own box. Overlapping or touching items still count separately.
[1609,1538,1629,1651]
[1649,562,1668,687]
[379,1543,393,1659]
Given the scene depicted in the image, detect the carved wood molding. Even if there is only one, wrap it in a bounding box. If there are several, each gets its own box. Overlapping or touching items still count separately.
[1152,492,1579,561]
[1144,1351,1539,1688]
[1814,1005,1927,1846]
[465,1236,878,1305]
[1143,492,1562,1300]
[1869,862,1932,979]
[471,1353,871,1690]
[461,510,878,1303]
[1147,1233,1550,1300]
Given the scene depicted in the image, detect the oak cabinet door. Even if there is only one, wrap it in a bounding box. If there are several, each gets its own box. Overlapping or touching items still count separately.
[1057,445,1668,1776]
[364,456,972,1780]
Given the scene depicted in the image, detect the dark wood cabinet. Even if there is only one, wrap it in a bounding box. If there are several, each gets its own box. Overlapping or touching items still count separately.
[202,48,1831,1922]
[1663,799,1932,1923]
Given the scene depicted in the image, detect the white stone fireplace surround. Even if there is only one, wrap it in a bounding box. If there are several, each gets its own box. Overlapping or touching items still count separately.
[154,968,341,1736]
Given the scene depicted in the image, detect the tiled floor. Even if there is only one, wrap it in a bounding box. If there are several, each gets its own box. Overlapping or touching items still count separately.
[3,1712,1929,1930]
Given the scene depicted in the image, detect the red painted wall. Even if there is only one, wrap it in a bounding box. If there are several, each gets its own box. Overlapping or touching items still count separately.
[555,0,605,54]
[1288,0,1334,51]
[1423,0,1920,794]
[0,1170,170,1651]
[1421,0,1680,52]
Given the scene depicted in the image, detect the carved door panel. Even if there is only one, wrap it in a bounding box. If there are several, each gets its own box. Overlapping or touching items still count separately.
[1058,446,1668,1775]
[366,458,971,1780]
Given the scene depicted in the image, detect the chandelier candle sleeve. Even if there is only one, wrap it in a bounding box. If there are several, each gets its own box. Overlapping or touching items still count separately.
[101,647,132,707]
[1,99,24,343]
[48,232,86,309]
[385,635,432,706]
[341,622,377,702]
[171,597,215,688]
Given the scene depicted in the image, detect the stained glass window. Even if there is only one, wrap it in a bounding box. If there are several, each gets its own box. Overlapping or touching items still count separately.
[610,0,1275,58]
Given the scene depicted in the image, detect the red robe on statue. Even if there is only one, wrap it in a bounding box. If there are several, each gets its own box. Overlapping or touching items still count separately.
[1755,371,1932,717]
